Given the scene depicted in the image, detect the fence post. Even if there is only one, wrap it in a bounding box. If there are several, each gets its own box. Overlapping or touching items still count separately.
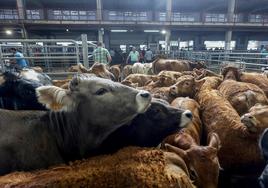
[0,45,4,72]
[81,34,89,68]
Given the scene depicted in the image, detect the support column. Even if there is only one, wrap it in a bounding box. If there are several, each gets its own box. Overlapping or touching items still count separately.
[165,29,171,51]
[16,0,25,20]
[98,28,104,44]
[194,36,205,51]
[177,37,181,50]
[225,30,232,51]
[96,0,102,21]
[227,0,235,22]
[235,36,249,50]
[21,26,28,39]
[104,30,110,49]
[166,0,172,21]
[81,34,89,68]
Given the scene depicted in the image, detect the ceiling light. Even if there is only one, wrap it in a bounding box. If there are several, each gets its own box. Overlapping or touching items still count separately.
[111,29,128,32]
[161,30,166,34]
[66,28,69,32]
[6,30,12,35]
[144,30,160,33]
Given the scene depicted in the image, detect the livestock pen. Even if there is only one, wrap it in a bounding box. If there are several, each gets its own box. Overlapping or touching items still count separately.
[154,50,268,73]
[0,37,96,79]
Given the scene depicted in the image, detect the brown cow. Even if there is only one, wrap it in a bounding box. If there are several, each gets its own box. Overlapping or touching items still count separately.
[121,74,157,87]
[152,58,206,74]
[68,63,89,73]
[88,63,115,81]
[158,70,182,80]
[218,79,268,115]
[109,64,121,81]
[0,147,195,188]
[170,76,222,99]
[170,97,202,144]
[163,133,221,188]
[68,63,115,81]
[149,87,176,103]
[241,104,268,133]
[122,65,133,80]
[144,75,177,90]
[196,81,265,172]
[162,97,220,188]
[221,66,268,97]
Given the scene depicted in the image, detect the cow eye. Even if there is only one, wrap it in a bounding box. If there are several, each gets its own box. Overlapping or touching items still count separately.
[189,169,198,180]
[153,108,161,114]
[95,88,108,95]
[184,82,190,86]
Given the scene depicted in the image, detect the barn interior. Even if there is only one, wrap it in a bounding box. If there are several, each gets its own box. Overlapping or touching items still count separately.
[0,0,268,188]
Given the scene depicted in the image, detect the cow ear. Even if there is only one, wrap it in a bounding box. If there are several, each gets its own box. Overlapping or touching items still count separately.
[259,128,268,160]
[36,86,74,111]
[208,132,221,151]
[194,78,206,91]
[163,143,187,159]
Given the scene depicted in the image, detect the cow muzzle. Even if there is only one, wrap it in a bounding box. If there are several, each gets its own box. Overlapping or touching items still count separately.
[179,110,193,127]
[136,90,152,113]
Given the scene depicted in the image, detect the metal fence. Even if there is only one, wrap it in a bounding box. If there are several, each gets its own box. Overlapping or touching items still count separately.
[157,50,268,73]
[0,38,96,74]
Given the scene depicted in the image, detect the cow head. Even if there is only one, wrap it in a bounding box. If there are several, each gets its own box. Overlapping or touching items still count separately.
[221,66,241,81]
[36,75,152,130]
[163,132,221,188]
[189,61,207,70]
[143,98,192,129]
[89,63,115,81]
[169,76,222,99]
[0,72,46,110]
[241,104,268,133]
[169,75,195,98]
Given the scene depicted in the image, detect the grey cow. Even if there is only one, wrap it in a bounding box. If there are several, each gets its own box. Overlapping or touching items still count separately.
[0,75,151,175]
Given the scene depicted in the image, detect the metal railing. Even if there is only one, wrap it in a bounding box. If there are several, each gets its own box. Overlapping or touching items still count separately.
[0,38,96,74]
[153,50,268,73]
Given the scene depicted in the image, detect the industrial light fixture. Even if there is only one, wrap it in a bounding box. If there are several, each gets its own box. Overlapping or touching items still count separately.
[6,30,12,35]
[144,30,160,33]
[66,28,69,32]
[111,29,128,32]
[161,30,166,34]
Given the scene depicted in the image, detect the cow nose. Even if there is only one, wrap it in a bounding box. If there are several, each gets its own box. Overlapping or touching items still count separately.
[170,86,176,91]
[140,92,150,98]
[183,110,193,120]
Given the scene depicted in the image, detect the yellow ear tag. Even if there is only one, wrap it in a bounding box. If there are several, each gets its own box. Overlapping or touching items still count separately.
[50,102,63,111]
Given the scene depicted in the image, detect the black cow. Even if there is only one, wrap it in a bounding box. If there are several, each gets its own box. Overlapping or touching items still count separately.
[94,98,193,155]
[259,128,268,188]
[0,72,46,110]
[20,68,52,86]
[0,75,151,175]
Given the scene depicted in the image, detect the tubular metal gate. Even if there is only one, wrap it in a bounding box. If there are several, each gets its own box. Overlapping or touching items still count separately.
[154,50,268,73]
[0,38,97,74]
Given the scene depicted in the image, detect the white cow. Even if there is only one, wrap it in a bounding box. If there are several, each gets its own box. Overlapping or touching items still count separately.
[132,62,153,75]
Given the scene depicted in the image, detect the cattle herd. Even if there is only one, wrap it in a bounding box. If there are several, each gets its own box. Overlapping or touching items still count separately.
[0,58,268,187]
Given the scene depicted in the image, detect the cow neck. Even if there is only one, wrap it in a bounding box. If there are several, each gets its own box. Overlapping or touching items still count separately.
[46,110,81,162]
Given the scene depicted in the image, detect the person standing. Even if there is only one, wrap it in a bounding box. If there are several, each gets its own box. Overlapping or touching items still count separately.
[92,42,112,65]
[10,48,28,69]
[126,47,140,64]
[144,48,153,63]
